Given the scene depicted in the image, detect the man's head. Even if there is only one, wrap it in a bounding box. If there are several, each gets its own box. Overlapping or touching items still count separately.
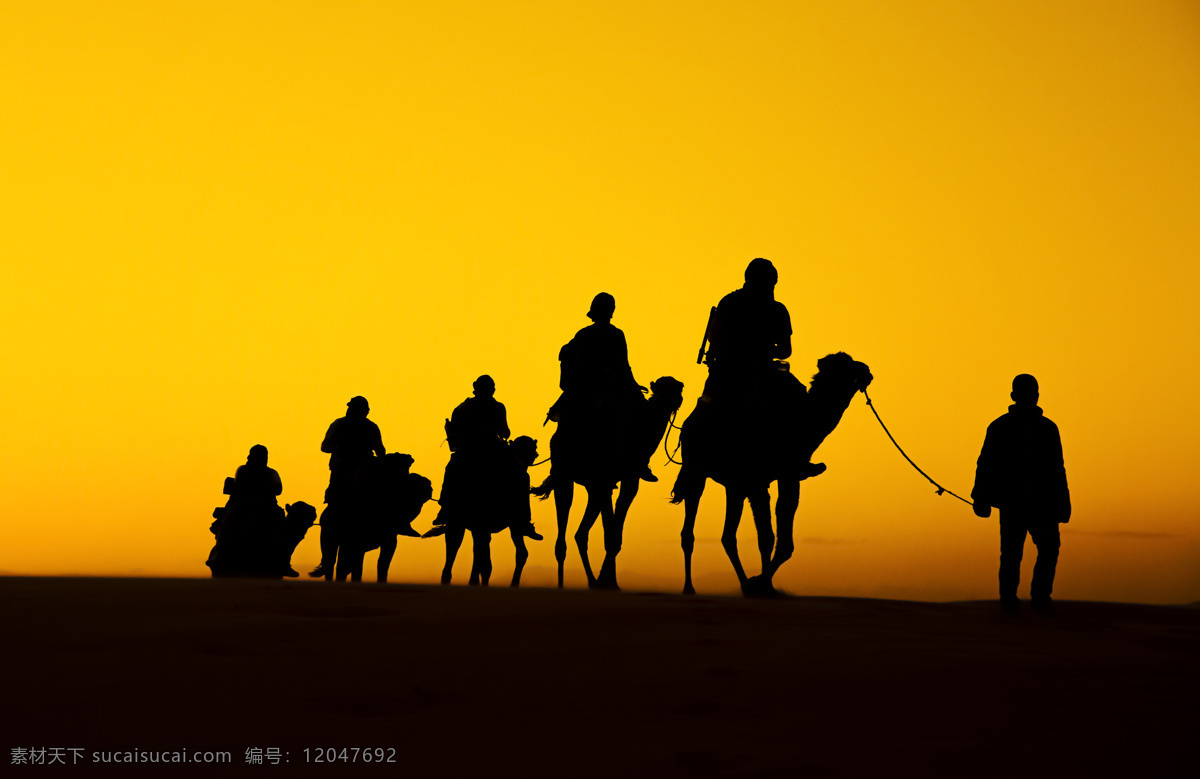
[247,444,268,467]
[744,258,778,290]
[473,375,496,398]
[587,292,616,323]
[347,396,370,418]
[1011,374,1039,407]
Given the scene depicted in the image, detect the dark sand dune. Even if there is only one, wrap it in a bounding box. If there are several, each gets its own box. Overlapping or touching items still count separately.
[3,577,1196,777]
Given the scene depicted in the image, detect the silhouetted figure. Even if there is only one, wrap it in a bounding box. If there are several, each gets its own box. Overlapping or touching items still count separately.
[550,293,654,481]
[703,258,793,392]
[534,376,683,590]
[206,446,317,578]
[310,396,385,580]
[435,376,519,535]
[428,378,543,586]
[972,375,1071,614]
[446,375,509,454]
[681,259,824,502]
[673,353,872,596]
[333,453,433,583]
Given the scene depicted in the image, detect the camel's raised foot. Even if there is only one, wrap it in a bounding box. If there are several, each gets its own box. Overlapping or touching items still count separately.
[307,563,328,579]
[422,526,448,539]
[741,575,778,599]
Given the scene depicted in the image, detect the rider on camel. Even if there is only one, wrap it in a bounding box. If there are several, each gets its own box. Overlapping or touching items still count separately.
[552,292,656,482]
[436,376,541,540]
[207,444,291,577]
[702,259,824,479]
[322,396,386,501]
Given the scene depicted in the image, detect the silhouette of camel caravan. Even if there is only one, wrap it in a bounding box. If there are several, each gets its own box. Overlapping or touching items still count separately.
[534,376,684,590]
[673,352,872,596]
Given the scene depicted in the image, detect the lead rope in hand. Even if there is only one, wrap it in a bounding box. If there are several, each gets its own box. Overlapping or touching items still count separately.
[862,389,974,506]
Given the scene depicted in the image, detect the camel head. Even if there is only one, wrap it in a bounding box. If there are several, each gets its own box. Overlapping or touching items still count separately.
[407,474,434,503]
[510,435,539,468]
[810,352,873,396]
[284,501,318,529]
[648,376,685,414]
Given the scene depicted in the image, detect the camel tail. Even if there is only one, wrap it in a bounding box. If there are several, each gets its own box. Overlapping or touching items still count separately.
[530,474,554,501]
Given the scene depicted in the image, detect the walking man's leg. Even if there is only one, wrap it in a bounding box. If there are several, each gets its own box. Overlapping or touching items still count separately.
[1029,520,1061,612]
[998,512,1027,612]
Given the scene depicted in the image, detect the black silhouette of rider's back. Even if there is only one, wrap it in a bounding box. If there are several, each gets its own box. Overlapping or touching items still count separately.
[559,293,641,411]
[704,258,792,400]
[322,396,385,480]
[233,445,283,504]
[447,376,509,454]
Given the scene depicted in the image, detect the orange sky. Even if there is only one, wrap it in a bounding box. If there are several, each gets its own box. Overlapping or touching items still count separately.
[2,1,1198,602]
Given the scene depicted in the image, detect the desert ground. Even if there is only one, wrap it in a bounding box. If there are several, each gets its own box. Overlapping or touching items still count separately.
[3,577,1197,777]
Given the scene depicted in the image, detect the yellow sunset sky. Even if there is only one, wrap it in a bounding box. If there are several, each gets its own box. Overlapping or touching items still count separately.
[1,1,1198,602]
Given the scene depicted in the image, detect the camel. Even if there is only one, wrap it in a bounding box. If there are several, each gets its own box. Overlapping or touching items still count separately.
[532,376,684,590]
[672,352,872,596]
[316,453,431,583]
[207,496,318,579]
[427,436,541,588]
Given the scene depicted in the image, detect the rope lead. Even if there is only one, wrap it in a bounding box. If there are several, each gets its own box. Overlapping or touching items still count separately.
[862,390,974,507]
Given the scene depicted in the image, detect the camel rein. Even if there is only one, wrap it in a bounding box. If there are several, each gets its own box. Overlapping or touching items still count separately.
[861,389,974,506]
[662,409,684,465]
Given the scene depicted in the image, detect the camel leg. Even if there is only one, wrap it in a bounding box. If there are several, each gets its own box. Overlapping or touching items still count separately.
[721,488,751,587]
[743,486,777,597]
[335,546,350,581]
[597,486,624,591]
[441,527,465,585]
[338,546,364,583]
[681,483,706,595]
[770,479,800,579]
[553,480,575,589]
[377,535,397,584]
[748,487,774,577]
[614,478,640,526]
[470,530,492,587]
[575,490,602,589]
[510,527,528,588]
[600,478,640,589]
[316,506,339,582]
